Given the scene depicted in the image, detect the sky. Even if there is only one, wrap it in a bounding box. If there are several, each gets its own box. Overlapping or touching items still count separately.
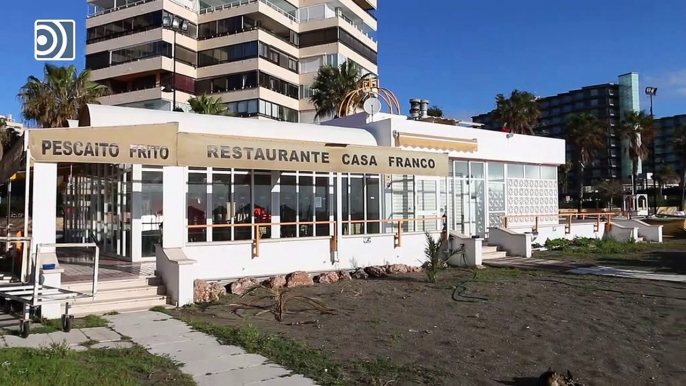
[1,0,685,123]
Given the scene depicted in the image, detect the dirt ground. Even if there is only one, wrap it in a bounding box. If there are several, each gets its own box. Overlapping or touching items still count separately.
[174,268,686,386]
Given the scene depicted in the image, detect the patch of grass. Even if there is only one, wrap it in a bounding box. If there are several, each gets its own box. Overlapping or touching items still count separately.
[158,309,449,386]
[544,237,648,255]
[104,311,119,316]
[25,315,110,335]
[0,343,195,386]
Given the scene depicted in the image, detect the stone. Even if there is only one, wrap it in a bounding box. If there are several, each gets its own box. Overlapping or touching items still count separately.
[386,264,410,275]
[286,271,314,288]
[194,280,227,303]
[337,270,353,281]
[265,275,287,289]
[229,277,259,296]
[365,266,386,278]
[81,327,121,343]
[351,269,368,280]
[317,272,339,284]
[409,266,424,273]
[91,341,135,349]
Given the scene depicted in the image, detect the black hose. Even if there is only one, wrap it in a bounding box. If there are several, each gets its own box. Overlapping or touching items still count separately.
[451,267,488,303]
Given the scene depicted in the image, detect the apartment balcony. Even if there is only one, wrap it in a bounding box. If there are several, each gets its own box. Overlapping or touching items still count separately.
[99,85,164,105]
[87,0,197,27]
[199,0,298,29]
[351,0,376,12]
[92,56,196,82]
[197,57,298,85]
[298,3,376,44]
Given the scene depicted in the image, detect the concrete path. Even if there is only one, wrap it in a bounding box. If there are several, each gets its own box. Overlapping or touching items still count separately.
[0,324,134,351]
[104,311,317,386]
[484,256,686,283]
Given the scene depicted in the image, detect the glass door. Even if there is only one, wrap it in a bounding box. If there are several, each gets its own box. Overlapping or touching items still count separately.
[452,161,469,234]
[415,177,440,231]
[468,162,486,237]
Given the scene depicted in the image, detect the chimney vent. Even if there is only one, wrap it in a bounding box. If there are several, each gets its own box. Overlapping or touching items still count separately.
[409,99,421,119]
[420,100,429,118]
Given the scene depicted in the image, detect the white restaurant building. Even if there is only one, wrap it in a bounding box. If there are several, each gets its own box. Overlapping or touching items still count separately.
[22,104,565,308]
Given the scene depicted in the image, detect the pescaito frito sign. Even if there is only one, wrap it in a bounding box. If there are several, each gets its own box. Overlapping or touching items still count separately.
[29,125,449,176]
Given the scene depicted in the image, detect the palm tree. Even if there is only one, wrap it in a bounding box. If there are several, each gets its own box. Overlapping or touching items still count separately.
[566,113,607,212]
[558,161,573,194]
[18,64,109,128]
[595,179,624,210]
[0,118,21,161]
[618,110,655,194]
[310,62,366,121]
[674,124,686,210]
[188,95,230,115]
[427,105,443,118]
[491,89,541,135]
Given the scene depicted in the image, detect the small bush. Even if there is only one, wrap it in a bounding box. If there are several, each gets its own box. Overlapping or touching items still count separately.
[543,236,647,255]
[544,238,570,250]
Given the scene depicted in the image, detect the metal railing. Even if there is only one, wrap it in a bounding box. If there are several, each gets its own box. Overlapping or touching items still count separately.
[88,0,157,18]
[199,0,299,23]
[186,217,444,258]
[501,212,614,235]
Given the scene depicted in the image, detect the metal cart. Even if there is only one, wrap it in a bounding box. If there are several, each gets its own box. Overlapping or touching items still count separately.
[0,239,99,338]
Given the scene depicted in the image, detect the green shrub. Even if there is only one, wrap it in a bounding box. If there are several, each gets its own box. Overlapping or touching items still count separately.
[544,238,570,250]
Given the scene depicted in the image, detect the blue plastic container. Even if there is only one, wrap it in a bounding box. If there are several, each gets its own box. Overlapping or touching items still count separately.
[42,264,56,270]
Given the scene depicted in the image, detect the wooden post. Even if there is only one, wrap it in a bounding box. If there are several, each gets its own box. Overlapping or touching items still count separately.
[395,220,402,248]
[566,216,572,234]
[534,216,539,233]
[504,216,509,228]
[330,222,338,253]
[252,224,261,258]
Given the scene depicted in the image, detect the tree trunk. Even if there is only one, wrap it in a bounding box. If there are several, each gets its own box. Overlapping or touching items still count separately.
[632,159,639,194]
[577,165,584,213]
[681,172,686,211]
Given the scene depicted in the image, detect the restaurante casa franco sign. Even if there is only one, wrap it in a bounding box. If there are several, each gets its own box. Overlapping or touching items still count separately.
[28,124,449,176]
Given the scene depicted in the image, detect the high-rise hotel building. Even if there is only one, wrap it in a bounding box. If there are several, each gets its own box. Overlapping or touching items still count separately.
[85,0,378,123]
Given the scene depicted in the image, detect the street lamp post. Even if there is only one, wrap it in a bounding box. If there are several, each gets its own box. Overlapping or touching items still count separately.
[645,86,658,215]
[162,16,189,111]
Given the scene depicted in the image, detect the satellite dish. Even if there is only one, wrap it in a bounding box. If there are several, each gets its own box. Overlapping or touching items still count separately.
[363,97,382,116]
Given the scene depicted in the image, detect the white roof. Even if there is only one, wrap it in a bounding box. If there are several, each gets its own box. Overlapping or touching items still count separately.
[79,104,378,146]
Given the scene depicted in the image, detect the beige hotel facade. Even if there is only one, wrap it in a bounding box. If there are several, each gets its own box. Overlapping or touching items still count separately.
[86,0,378,123]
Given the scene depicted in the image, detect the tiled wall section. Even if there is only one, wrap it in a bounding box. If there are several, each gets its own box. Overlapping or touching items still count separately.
[506,178,558,225]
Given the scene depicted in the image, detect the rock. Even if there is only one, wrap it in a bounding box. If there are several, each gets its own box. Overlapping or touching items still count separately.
[229,277,259,296]
[365,266,386,278]
[265,275,287,289]
[317,272,339,284]
[338,270,353,281]
[286,271,314,288]
[386,264,410,275]
[194,280,227,303]
[408,266,423,273]
[351,269,368,280]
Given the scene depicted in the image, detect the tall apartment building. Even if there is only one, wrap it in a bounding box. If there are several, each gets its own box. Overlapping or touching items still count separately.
[473,73,641,195]
[647,114,686,179]
[85,0,378,123]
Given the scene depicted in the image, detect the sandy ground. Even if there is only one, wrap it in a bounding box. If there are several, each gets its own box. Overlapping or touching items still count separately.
[174,268,686,386]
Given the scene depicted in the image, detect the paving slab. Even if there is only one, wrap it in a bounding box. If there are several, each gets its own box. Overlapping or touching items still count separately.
[248,375,319,386]
[193,365,292,386]
[91,341,135,349]
[4,334,53,348]
[149,344,245,361]
[47,330,89,345]
[81,327,121,342]
[180,353,267,376]
[69,344,88,352]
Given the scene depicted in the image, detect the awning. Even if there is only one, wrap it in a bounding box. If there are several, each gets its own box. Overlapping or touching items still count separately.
[27,124,451,177]
[395,133,478,153]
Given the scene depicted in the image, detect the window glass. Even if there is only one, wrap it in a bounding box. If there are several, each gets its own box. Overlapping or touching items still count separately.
[525,165,541,179]
[366,176,380,234]
[453,161,469,178]
[280,174,297,238]
[541,166,557,180]
[349,177,364,235]
[254,173,272,239]
[471,163,484,178]
[508,164,525,178]
[299,175,314,236]
[187,173,208,242]
[233,172,252,240]
[212,173,232,242]
[487,162,505,181]
[141,172,163,257]
[315,176,330,236]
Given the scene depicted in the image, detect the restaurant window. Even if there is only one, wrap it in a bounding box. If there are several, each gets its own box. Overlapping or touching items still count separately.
[540,166,557,180]
[141,171,163,257]
[525,165,541,179]
[254,173,272,239]
[187,172,208,242]
[280,174,297,237]
[212,173,232,242]
[336,174,381,235]
[507,164,525,178]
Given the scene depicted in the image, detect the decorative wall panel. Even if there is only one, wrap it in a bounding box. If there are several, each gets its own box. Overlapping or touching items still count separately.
[506,178,558,225]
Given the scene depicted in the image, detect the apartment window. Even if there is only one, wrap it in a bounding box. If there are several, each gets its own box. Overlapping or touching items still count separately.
[198,41,259,67]
[198,15,256,39]
[196,72,258,94]
[258,72,299,99]
[85,51,110,70]
[339,29,377,65]
[574,102,584,109]
[87,11,163,43]
[111,41,172,66]
[590,99,599,106]
[300,86,314,99]
[160,73,195,95]
[608,89,615,96]
[563,95,572,103]
[174,44,197,67]
[258,43,298,73]
[300,27,338,48]
[131,75,157,91]
[590,89,599,97]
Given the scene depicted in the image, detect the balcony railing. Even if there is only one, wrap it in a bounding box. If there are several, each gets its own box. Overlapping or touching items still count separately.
[88,0,158,18]
[199,0,299,23]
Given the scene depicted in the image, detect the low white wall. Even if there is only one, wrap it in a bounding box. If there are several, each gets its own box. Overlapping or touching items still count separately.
[488,227,533,257]
[607,223,639,242]
[156,247,195,307]
[448,232,483,266]
[629,219,663,242]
